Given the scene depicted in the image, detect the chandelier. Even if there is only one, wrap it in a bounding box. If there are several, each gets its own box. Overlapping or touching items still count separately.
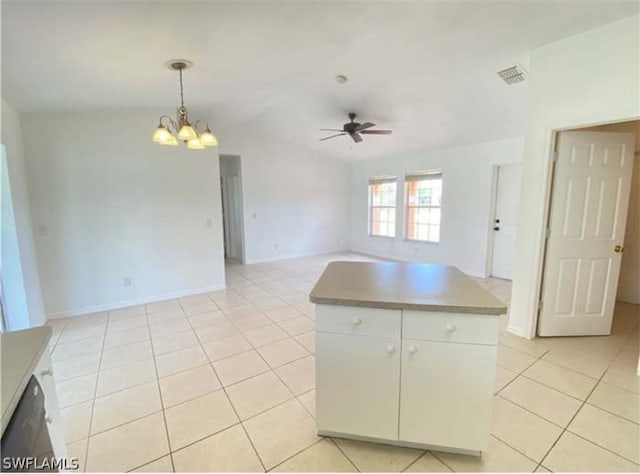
[152,60,218,150]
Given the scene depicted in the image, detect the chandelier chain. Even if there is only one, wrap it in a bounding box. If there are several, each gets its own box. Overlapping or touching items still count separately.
[179,68,185,109]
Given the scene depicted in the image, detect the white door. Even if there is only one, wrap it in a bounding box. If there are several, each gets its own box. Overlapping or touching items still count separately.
[490,164,522,280]
[316,332,401,440]
[538,131,636,336]
[399,339,496,451]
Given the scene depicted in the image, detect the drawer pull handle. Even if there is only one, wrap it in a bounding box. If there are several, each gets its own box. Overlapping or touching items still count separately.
[40,368,53,377]
[386,345,396,354]
[446,323,457,333]
[352,317,362,326]
[408,345,418,354]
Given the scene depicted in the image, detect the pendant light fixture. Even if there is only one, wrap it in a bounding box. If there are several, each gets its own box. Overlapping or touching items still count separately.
[153,60,218,150]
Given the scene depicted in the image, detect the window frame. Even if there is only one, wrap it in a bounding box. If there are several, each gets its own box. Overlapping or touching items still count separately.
[404,171,443,244]
[368,176,397,238]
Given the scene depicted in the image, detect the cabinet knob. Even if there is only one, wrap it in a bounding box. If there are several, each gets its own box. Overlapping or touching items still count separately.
[40,368,53,377]
[44,415,53,424]
[352,317,362,326]
[446,323,457,333]
[408,345,417,354]
[386,345,396,354]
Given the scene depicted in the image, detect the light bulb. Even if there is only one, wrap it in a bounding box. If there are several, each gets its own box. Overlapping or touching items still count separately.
[186,137,205,150]
[153,125,171,143]
[162,134,178,146]
[178,125,197,142]
[200,129,218,146]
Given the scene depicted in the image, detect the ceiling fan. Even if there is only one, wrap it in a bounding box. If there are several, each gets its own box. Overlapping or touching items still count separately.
[319,113,392,143]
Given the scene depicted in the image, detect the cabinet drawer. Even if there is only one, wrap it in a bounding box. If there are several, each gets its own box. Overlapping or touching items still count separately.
[403,311,499,345]
[316,305,401,338]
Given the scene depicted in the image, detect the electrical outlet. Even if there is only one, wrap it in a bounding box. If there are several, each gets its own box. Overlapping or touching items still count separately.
[123,277,132,287]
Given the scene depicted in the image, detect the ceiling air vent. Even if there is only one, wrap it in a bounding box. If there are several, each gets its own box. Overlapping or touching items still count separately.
[497,64,527,85]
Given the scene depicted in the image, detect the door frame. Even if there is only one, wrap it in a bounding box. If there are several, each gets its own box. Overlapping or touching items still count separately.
[485,163,521,280]
[219,154,247,264]
[530,116,639,338]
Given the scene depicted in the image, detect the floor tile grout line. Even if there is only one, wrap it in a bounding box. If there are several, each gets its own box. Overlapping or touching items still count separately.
[79,306,109,472]
[184,302,268,473]
[264,437,327,472]
[399,449,431,472]
[327,438,362,473]
[125,453,171,473]
[145,308,177,474]
[494,345,551,396]
[494,393,576,430]
[535,364,618,471]
[429,450,458,473]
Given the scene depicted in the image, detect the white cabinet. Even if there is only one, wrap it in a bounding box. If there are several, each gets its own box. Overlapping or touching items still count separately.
[316,332,401,440]
[399,339,496,451]
[315,304,499,454]
[34,350,67,461]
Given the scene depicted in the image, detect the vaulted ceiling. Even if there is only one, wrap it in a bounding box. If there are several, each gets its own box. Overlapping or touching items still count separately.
[2,1,638,159]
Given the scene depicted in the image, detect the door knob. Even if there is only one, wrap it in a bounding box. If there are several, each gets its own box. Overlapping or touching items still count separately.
[386,345,396,354]
[614,245,624,253]
[408,345,417,354]
[40,368,53,377]
[493,227,500,231]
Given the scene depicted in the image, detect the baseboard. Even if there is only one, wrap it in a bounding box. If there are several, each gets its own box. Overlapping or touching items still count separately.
[506,324,534,340]
[47,283,227,320]
[348,249,487,278]
[243,247,351,265]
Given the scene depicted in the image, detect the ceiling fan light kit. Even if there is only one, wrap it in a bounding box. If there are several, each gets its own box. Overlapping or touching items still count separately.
[320,112,392,144]
[152,60,218,150]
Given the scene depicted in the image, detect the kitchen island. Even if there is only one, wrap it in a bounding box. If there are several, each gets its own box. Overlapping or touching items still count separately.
[309,261,507,456]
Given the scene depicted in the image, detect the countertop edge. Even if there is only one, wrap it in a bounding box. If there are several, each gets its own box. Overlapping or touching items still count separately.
[309,296,507,315]
[1,326,52,435]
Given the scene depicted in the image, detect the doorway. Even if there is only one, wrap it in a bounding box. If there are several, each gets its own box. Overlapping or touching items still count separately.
[489,164,522,280]
[537,120,639,337]
[219,154,246,264]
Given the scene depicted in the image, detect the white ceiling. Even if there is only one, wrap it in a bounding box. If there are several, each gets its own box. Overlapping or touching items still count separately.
[2,1,638,160]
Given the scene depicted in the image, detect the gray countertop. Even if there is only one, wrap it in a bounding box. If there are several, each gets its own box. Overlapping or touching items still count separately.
[309,262,507,315]
[1,326,52,435]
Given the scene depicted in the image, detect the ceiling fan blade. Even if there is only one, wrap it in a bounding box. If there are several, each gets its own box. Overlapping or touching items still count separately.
[320,133,347,141]
[351,133,363,143]
[319,128,344,132]
[355,122,375,131]
[360,129,393,135]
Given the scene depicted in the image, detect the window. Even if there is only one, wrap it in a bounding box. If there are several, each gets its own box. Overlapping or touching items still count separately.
[405,171,443,242]
[368,177,397,237]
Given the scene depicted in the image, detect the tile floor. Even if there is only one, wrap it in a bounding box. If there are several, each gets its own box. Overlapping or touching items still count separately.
[47,253,640,472]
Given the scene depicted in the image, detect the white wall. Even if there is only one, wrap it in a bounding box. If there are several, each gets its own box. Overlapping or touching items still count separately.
[349,137,524,277]
[1,101,46,329]
[510,16,640,338]
[21,109,226,318]
[217,128,351,264]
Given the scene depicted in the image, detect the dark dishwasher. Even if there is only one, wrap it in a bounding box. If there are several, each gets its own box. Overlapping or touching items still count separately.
[1,376,56,472]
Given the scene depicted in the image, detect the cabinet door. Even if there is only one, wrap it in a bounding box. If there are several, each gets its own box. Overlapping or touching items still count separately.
[316,332,401,440]
[399,339,496,451]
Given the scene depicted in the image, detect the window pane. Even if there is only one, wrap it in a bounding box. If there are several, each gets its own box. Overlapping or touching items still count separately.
[405,174,442,242]
[369,179,397,237]
[429,225,440,243]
